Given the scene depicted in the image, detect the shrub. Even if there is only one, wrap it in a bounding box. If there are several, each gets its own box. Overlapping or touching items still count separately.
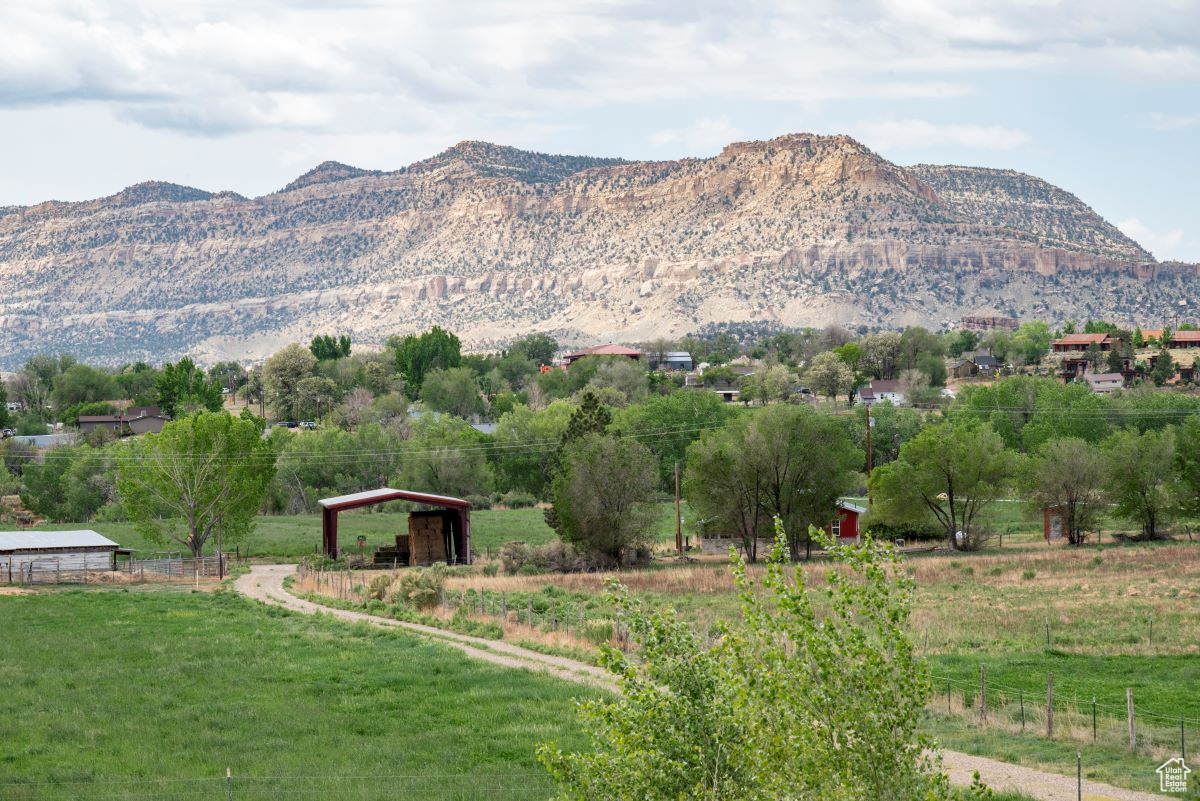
[500,492,538,509]
[390,563,447,609]
[1022,569,1036,580]
[465,494,492,510]
[499,540,616,574]
[481,562,499,577]
[367,574,392,601]
[864,520,945,542]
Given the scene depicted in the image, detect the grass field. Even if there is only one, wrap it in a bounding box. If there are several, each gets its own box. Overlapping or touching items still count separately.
[405,532,1200,794]
[0,587,593,801]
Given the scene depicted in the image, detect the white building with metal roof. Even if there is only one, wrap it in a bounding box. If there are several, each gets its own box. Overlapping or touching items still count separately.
[0,530,120,578]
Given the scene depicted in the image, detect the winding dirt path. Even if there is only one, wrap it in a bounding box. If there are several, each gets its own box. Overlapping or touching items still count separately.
[235,565,1164,801]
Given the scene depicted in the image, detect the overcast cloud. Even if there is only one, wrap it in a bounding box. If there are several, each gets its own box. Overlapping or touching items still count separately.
[0,0,1197,259]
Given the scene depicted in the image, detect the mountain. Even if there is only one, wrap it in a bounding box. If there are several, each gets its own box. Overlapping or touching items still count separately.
[0,132,1195,368]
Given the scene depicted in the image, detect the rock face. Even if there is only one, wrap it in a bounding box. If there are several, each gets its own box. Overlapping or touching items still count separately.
[0,133,1194,367]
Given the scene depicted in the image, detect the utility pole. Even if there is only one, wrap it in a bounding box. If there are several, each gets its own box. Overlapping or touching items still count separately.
[865,404,874,508]
[675,461,683,555]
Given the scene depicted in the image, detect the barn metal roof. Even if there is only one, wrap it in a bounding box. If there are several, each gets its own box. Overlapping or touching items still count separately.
[0,530,119,552]
[317,488,472,512]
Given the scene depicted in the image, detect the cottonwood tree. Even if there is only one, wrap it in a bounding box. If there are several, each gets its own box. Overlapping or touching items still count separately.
[871,420,1013,550]
[118,411,276,558]
[391,326,461,390]
[1022,437,1105,545]
[399,414,493,498]
[262,344,318,420]
[538,522,950,801]
[156,357,223,417]
[1177,417,1200,522]
[1103,426,1176,539]
[685,405,861,561]
[419,366,486,419]
[612,390,734,489]
[549,433,658,563]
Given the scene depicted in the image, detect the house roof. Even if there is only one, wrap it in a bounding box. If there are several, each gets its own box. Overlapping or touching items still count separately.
[318,487,472,512]
[665,351,692,360]
[1171,331,1200,343]
[1053,333,1111,346]
[564,343,643,360]
[1140,328,1164,340]
[0,530,119,551]
[837,500,867,515]
[868,380,904,393]
[1085,373,1124,384]
[78,415,122,423]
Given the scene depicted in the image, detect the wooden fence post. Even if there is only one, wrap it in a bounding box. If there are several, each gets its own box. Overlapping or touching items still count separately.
[1047,672,1054,738]
[980,665,987,725]
[1127,688,1136,751]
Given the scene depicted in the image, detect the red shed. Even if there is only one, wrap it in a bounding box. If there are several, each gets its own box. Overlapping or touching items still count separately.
[832,500,866,543]
[318,488,472,564]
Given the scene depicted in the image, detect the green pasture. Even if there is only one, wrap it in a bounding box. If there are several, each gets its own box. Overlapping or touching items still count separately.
[0,588,593,801]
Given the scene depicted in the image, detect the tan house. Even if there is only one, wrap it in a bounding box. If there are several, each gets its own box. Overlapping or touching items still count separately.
[1084,373,1124,394]
[78,406,169,436]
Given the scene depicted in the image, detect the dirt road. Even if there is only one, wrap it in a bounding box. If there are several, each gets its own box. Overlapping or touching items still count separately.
[235,564,1164,801]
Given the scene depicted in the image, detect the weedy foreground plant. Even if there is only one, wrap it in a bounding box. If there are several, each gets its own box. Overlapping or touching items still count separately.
[539,520,951,801]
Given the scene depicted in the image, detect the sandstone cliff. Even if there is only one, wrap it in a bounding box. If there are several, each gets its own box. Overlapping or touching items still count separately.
[0,133,1194,367]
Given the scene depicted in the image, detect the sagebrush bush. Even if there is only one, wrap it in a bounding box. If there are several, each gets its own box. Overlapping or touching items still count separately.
[499,540,615,574]
[390,563,447,609]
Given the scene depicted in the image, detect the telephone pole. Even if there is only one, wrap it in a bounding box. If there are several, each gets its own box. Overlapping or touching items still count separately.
[865,403,874,508]
[675,461,683,554]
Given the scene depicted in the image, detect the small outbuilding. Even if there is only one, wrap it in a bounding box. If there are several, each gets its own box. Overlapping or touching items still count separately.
[0,529,120,579]
[318,488,472,565]
[832,500,866,543]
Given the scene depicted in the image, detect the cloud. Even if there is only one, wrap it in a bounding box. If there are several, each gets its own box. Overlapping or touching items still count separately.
[1146,112,1200,131]
[853,119,1031,152]
[0,0,1196,138]
[649,116,744,154]
[1117,217,1188,261]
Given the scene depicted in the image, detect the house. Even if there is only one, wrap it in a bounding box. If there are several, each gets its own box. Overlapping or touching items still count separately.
[949,349,1002,378]
[831,500,866,544]
[562,343,643,365]
[1051,333,1120,353]
[649,351,694,371]
[78,406,169,436]
[1084,372,1125,394]
[0,529,120,577]
[859,380,905,407]
[1169,330,1200,349]
[5,401,23,413]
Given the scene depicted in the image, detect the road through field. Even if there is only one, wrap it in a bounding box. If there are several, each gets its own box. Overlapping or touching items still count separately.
[235,565,1163,801]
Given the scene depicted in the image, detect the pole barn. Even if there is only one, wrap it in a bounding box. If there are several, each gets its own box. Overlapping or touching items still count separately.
[318,488,472,565]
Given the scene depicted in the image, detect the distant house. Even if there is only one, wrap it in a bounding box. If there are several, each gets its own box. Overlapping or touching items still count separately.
[0,529,120,576]
[859,380,905,407]
[1169,331,1200,349]
[949,348,1002,379]
[78,406,169,436]
[831,500,866,544]
[562,344,643,365]
[649,351,694,371]
[1084,372,1124,394]
[1052,333,1119,353]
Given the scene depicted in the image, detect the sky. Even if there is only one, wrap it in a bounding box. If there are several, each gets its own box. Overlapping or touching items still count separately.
[1,0,1197,261]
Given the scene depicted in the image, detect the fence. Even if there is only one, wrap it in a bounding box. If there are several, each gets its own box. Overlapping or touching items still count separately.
[932,668,1195,761]
[3,555,229,585]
